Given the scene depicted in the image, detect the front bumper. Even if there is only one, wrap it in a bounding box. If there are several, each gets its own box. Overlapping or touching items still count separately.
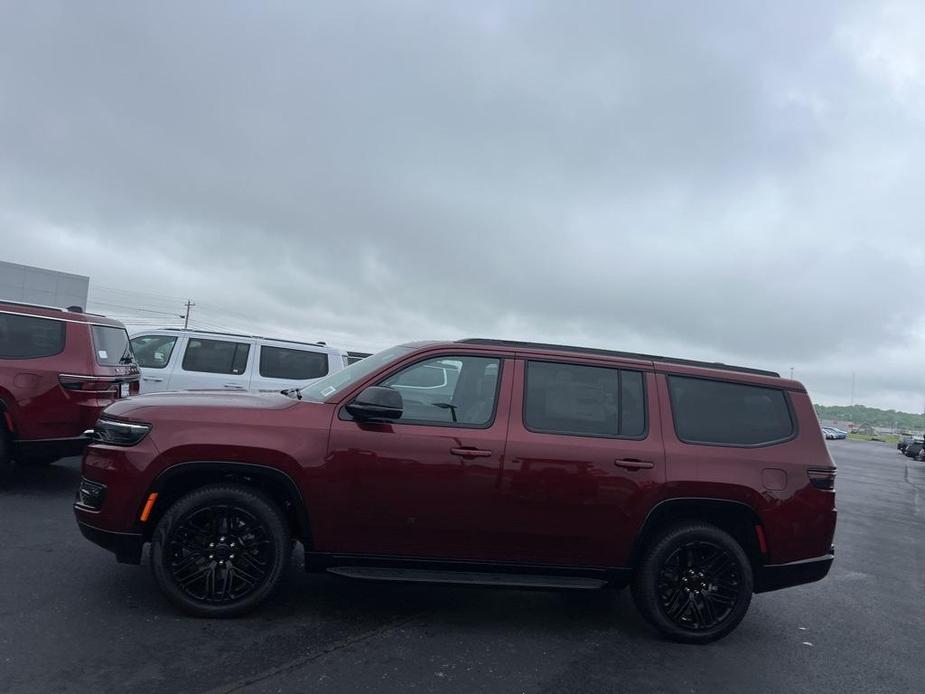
[76,519,143,565]
[754,551,834,593]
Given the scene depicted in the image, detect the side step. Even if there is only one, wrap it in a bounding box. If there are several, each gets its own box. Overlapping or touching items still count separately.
[326,567,607,590]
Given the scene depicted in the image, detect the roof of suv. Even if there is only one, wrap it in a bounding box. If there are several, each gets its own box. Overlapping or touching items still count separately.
[0,300,126,328]
[456,338,781,378]
[138,327,346,353]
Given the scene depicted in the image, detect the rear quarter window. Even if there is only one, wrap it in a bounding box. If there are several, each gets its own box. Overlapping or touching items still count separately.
[259,346,329,380]
[0,312,66,359]
[91,325,132,366]
[667,375,794,446]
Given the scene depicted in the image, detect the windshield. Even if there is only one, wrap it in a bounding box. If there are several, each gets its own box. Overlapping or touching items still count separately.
[298,344,415,402]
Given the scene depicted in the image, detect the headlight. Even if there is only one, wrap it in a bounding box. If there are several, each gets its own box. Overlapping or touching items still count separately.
[91,417,152,446]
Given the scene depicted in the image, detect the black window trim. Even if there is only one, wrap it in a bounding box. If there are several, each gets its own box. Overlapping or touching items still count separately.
[339,354,506,430]
[0,312,67,360]
[666,373,799,449]
[181,337,253,375]
[521,358,650,441]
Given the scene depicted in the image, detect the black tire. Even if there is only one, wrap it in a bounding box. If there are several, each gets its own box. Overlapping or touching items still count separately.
[632,523,753,644]
[151,483,291,617]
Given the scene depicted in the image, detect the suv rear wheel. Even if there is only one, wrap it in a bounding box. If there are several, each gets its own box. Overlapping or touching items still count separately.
[632,523,753,644]
[151,484,291,617]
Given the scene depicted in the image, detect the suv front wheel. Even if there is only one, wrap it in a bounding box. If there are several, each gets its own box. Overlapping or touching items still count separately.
[151,484,291,617]
[632,523,753,644]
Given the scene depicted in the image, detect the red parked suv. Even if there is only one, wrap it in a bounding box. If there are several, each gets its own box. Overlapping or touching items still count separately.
[0,301,139,480]
[75,339,836,643]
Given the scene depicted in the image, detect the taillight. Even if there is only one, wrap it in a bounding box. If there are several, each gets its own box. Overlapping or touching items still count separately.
[807,467,836,490]
[58,374,118,394]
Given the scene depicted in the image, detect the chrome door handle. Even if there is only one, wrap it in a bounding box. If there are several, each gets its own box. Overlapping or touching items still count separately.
[614,458,654,470]
[142,377,163,382]
[450,448,492,458]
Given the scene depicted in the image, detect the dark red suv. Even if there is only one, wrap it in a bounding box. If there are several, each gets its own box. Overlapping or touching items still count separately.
[0,301,140,480]
[75,339,836,643]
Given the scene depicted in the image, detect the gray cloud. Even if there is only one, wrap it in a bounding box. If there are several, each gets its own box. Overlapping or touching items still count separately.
[1,1,923,411]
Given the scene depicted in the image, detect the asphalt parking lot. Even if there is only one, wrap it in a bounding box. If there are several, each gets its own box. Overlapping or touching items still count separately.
[1,439,923,694]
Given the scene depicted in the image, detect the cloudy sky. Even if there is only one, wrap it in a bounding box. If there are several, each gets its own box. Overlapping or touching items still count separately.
[1,1,923,412]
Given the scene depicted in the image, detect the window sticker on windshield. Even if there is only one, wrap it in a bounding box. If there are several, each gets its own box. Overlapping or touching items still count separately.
[321,386,336,396]
[98,350,108,359]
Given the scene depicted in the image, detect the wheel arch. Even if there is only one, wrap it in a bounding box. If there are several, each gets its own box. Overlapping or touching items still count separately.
[630,497,766,569]
[143,461,313,546]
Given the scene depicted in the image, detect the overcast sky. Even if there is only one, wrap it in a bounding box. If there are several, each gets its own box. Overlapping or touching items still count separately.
[1,1,923,412]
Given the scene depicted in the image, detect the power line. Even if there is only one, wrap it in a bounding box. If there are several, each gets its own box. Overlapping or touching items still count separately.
[88,300,185,318]
[91,284,190,303]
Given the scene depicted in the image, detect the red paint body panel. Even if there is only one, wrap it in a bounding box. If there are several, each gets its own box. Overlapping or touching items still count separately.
[77,340,836,587]
[654,373,836,564]
[501,360,666,566]
[321,356,514,559]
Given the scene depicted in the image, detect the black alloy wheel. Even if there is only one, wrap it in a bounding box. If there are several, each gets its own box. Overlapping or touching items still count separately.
[656,541,741,631]
[151,484,290,617]
[632,523,753,644]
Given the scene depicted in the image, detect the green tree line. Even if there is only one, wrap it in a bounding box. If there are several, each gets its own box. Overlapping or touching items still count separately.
[814,404,925,432]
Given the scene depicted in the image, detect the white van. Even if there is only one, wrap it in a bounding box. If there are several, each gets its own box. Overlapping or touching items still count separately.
[129,329,348,395]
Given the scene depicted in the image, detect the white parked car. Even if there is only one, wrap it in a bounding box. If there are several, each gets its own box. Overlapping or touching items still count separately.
[129,329,347,394]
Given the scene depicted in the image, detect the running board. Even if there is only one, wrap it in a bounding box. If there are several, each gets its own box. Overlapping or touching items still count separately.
[325,567,607,590]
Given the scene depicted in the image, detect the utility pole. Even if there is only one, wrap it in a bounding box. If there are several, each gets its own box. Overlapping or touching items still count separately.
[789,367,794,380]
[182,299,195,329]
[850,372,856,407]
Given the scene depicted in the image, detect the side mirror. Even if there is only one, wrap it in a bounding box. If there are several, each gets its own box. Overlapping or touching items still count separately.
[345,386,403,421]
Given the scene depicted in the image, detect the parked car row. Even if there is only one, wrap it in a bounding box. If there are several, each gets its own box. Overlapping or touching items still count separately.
[1,300,839,644]
[899,435,924,460]
[0,301,353,479]
[821,427,847,440]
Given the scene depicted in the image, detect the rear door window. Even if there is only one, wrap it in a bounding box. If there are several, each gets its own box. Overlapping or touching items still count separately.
[667,375,794,446]
[0,312,66,359]
[91,325,133,366]
[524,361,647,438]
[182,338,251,375]
[130,335,178,369]
[259,346,329,380]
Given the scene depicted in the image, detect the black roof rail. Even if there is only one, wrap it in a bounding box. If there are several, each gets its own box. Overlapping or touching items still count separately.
[456,339,780,378]
[159,327,336,350]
